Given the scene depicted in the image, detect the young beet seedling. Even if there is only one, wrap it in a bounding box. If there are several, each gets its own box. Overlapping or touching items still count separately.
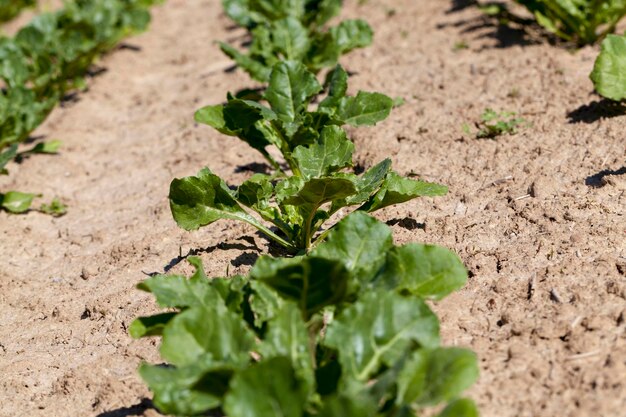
[464,108,527,139]
[220,0,373,81]
[170,62,447,253]
[131,212,479,417]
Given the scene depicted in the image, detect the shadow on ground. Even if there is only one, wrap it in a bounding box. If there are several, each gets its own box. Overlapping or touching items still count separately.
[567,99,626,124]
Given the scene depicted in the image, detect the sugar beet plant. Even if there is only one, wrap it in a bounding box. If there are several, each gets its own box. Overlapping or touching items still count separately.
[220,0,373,81]
[132,212,479,417]
[170,61,447,252]
[480,0,626,45]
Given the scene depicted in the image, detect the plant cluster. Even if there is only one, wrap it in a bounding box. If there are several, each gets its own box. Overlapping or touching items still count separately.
[220,0,373,81]
[172,61,447,252]
[591,33,626,102]
[478,0,626,45]
[0,0,35,23]
[0,0,162,213]
[132,212,479,417]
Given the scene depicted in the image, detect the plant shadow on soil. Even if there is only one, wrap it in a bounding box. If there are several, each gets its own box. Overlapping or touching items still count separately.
[443,0,554,49]
[95,398,153,417]
[585,166,626,188]
[567,99,626,124]
[146,236,262,276]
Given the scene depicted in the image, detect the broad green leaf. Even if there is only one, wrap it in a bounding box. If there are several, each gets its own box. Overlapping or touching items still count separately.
[223,356,309,417]
[336,91,393,126]
[140,360,234,415]
[236,173,280,221]
[265,61,322,122]
[0,144,17,175]
[251,256,349,318]
[329,19,373,53]
[259,302,315,389]
[591,34,626,101]
[315,392,378,417]
[129,312,177,338]
[303,0,341,27]
[0,191,36,213]
[361,171,448,212]
[312,211,393,282]
[283,177,356,207]
[292,125,354,179]
[194,104,236,135]
[169,168,267,232]
[324,290,440,381]
[272,17,310,60]
[436,398,480,417]
[375,244,468,300]
[249,280,286,326]
[249,0,306,22]
[222,0,255,27]
[305,31,341,72]
[160,302,256,367]
[397,348,479,406]
[319,64,348,111]
[345,158,392,205]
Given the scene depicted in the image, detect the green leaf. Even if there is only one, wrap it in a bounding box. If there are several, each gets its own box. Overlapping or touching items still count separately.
[223,356,309,417]
[169,168,270,234]
[324,290,440,381]
[272,17,310,60]
[139,360,234,415]
[375,244,468,300]
[0,144,18,175]
[251,255,349,318]
[249,280,286,326]
[591,34,626,101]
[344,158,392,205]
[283,177,356,207]
[312,211,392,282]
[26,139,61,154]
[315,392,378,417]
[0,191,37,213]
[259,302,314,389]
[38,197,66,217]
[336,91,393,126]
[265,60,322,122]
[436,398,480,417]
[292,125,354,180]
[329,19,373,53]
[361,171,448,212]
[396,348,479,406]
[129,312,177,338]
[160,303,256,367]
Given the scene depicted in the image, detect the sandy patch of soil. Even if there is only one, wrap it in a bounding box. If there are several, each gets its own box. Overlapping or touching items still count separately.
[0,0,624,416]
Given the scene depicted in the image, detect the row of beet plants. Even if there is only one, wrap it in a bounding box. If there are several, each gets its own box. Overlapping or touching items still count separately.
[0,0,162,214]
[132,1,480,416]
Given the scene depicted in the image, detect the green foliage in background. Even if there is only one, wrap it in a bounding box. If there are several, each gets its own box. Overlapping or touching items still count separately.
[221,0,373,81]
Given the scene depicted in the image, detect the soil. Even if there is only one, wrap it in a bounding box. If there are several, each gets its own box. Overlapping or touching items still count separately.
[0,0,624,416]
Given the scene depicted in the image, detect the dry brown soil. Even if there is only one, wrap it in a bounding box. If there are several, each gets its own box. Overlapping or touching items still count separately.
[1,0,625,416]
